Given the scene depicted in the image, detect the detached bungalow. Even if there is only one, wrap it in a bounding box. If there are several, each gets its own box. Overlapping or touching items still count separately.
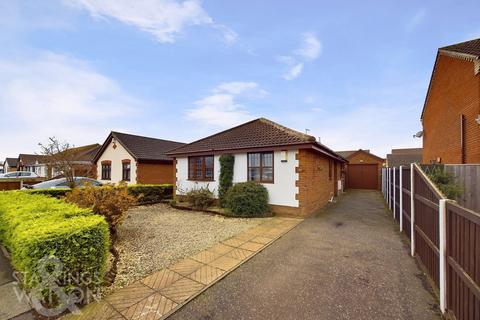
[94,131,185,184]
[3,158,18,173]
[167,118,347,217]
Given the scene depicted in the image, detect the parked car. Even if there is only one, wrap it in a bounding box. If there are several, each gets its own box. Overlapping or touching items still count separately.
[0,171,39,178]
[23,177,102,189]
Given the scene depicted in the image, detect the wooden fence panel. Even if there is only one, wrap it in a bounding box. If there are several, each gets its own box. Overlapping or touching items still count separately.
[446,202,480,320]
[402,168,411,239]
[413,166,443,288]
[390,169,394,210]
[0,181,21,191]
[394,169,400,223]
[445,165,480,213]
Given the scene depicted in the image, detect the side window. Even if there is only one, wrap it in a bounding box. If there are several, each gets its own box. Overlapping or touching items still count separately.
[101,162,111,180]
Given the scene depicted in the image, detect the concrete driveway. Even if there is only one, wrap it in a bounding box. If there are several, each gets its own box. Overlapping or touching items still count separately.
[169,190,442,320]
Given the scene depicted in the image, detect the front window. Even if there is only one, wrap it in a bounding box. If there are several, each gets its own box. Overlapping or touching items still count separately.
[188,156,214,181]
[101,163,111,180]
[122,162,131,181]
[248,152,274,183]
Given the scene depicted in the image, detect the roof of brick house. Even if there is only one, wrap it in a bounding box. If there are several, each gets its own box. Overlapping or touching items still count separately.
[94,132,185,162]
[167,118,346,162]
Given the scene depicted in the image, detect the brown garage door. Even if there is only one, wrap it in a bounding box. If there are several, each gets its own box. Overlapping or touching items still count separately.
[346,164,378,189]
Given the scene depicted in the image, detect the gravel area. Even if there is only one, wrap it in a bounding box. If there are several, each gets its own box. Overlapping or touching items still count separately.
[107,203,266,293]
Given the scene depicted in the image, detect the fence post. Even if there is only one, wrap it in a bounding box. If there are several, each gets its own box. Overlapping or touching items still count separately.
[439,199,447,314]
[387,168,390,207]
[392,167,396,216]
[410,163,415,257]
[399,165,403,231]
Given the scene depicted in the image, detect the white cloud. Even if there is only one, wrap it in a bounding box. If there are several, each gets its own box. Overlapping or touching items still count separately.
[406,8,426,33]
[277,32,321,80]
[0,52,142,159]
[295,32,321,61]
[283,63,303,80]
[186,81,264,127]
[65,0,236,43]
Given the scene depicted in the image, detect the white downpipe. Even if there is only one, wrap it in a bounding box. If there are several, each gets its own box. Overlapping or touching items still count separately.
[410,163,415,257]
[399,166,403,232]
[439,199,447,314]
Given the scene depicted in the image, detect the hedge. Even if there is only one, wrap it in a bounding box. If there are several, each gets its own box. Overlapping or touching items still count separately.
[27,184,173,205]
[0,191,109,297]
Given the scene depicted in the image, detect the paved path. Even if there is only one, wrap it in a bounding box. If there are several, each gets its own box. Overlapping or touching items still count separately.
[0,249,33,320]
[170,190,442,320]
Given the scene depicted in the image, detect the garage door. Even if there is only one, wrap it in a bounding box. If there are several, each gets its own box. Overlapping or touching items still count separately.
[346,164,378,190]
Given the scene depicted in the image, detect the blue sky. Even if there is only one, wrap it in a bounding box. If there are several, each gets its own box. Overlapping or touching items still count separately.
[1,0,479,160]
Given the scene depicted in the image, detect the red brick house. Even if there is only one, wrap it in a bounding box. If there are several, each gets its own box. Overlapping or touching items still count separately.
[94,132,185,184]
[422,38,480,164]
[167,118,347,217]
[336,149,385,190]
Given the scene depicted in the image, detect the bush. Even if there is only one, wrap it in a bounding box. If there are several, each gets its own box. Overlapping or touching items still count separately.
[127,184,173,204]
[218,155,234,207]
[225,182,270,217]
[427,167,463,199]
[0,191,109,303]
[185,186,215,209]
[26,184,173,204]
[66,184,137,239]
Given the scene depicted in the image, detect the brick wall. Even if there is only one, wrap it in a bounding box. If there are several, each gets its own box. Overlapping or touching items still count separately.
[296,149,337,216]
[422,54,480,164]
[136,162,175,184]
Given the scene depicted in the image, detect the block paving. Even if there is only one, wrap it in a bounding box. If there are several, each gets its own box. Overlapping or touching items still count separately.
[65,217,302,320]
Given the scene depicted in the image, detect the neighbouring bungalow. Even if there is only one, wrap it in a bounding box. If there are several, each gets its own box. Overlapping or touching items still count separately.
[3,158,18,173]
[17,154,50,177]
[167,118,347,217]
[336,149,384,190]
[17,144,102,179]
[386,148,423,167]
[94,131,185,184]
[421,38,480,164]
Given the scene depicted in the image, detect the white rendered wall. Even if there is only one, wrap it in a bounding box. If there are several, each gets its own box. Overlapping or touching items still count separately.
[96,140,137,184]
[175,150,299,207]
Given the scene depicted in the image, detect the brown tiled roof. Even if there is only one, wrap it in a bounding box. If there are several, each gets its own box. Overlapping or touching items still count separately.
[387,148,422,167]
[4,158,17,167]
[18,154,50,166]
[95,132,185,162]
[440,38,480,57]
[168,118,345,162]
[64,144,102,162]
[336,149,371,159]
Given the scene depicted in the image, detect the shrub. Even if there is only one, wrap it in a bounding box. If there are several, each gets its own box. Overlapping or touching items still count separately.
[185,186,215,209]
[26,188,70,198]
[427,167,463,199]
[225,182,270,217]
[0,191,109,303]
[218,155,234,207]
[127,184,173,204]
[66,184,137,239]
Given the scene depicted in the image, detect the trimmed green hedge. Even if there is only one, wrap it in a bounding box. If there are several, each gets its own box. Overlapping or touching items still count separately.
[27,184,173,205]
[127,184,173,204]
[0,191,109,294]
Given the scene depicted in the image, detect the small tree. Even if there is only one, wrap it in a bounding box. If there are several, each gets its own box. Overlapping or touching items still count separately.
[218,154,234,207]
[39,137,78,187]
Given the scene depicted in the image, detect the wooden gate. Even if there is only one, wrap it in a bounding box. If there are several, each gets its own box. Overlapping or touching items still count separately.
[446,202,480,320]
[346,164,378,189]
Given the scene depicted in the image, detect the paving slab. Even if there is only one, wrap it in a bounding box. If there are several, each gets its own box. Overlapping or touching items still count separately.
[170,190,443,320]
[0,282,32,320]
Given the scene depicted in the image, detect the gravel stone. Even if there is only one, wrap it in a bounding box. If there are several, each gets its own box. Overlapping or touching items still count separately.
[105,204,266,294]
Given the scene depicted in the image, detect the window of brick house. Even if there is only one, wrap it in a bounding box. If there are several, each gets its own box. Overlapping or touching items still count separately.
[122,160,131,181]
[101,161,111,180]
[248,152,274,183]
[188,156,214,181]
